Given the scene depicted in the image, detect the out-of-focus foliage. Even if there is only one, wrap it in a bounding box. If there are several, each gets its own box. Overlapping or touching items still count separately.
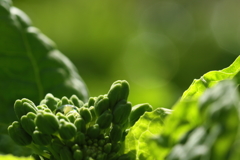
[12,0,238,109]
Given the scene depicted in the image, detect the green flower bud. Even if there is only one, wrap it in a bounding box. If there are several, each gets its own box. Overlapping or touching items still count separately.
[79,107,92,123]
[118,80,130,103]
[103,143,112,154]
[14,99,37,120]
[60,147,73,160]
[44,108,53,113]
[61,96,73,105]
[112,101,132,125]
[37,104,48,111]
[71,144,80,152]
[107,80,130,109]
[8,121,32,146]
[129,103,153,126]
[96,110,113,129]
[88,97,96,107]
[59,119,77,140]
[107,83,122,109]
[74,118,86,133]
[87,124,100,139]
[20,112,36,135]
[75,132,86,145]
[67,114,75,123]
[40,93,60,111]
[73,149,83,160]
[89,106,97,122]
[66,110,80,123]
[70,95,84,108]
[32,130,52,146]
[56,112,69,122]
[35,111,59,135]
[110,125,122,144]
[94,95,110,116]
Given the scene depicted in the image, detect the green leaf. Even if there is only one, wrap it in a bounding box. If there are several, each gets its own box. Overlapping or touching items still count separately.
[166,80,240,160]
[181,56,240,101]
[148,99,200,160]
[0,0,88,124]
[124,108,171,160]
[147,56,240,160]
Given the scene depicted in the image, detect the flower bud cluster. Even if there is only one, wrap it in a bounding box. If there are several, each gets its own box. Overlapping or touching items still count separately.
[8,80,153,160]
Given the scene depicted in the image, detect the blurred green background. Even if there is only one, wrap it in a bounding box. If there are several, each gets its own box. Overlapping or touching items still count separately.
[12,0,238,109]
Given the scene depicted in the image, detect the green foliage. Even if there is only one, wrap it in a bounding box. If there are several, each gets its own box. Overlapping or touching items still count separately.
[2,0,240,159]
[146,56,240,160]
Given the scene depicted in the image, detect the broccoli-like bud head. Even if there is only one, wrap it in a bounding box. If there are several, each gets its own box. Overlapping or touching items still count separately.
[8,80,154,160]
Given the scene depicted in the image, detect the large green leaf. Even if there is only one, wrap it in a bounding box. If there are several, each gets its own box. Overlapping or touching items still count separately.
[147,56,240,160]
[0,0,88,125]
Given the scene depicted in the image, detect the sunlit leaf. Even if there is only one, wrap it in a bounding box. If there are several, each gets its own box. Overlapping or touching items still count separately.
[181,56,240,100]
[124,108,171,160]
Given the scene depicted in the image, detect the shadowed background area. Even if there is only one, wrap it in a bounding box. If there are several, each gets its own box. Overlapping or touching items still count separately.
[13,0,238,109]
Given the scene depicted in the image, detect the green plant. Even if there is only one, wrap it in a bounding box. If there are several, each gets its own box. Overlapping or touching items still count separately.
[2,0,240,160]
[8,80,156,160]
